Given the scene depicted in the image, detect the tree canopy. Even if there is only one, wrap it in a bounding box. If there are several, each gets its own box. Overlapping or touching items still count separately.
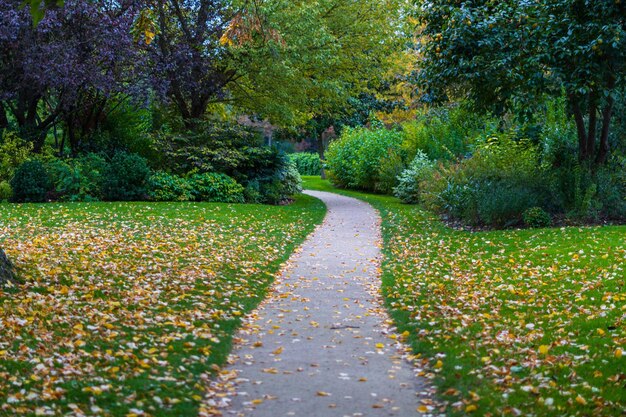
[417,0,626,164]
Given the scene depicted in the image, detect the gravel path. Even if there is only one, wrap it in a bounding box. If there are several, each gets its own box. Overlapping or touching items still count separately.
[218,190,430,417]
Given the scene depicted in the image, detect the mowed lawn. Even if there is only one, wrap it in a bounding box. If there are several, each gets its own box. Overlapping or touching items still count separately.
[0,196,325,416]
[304,177,625,417]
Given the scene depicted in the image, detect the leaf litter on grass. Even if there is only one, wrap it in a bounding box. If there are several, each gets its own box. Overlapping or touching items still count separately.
[0,199,324,416]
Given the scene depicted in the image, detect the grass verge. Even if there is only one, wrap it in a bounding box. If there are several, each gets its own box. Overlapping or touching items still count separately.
[0,195,325,416]
[304,176,625,417]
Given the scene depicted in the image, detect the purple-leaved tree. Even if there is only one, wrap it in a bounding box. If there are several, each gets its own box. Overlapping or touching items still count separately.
[0,0,145,153]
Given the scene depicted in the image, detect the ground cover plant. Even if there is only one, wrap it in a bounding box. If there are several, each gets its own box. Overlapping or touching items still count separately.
[303,176,626,417]
[0,196,325,416]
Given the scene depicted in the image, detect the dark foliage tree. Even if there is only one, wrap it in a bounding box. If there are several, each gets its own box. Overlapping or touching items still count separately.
[149,0,236,124]
[0,0,144,154]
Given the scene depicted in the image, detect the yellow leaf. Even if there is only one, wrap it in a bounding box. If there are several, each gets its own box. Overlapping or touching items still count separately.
[597,328,605,336]
[575,395,587,405]
[539,345,550,355]
[616,348,623,358]
[466,404,478,412]
[434,360,443,369]
[144,30,155,45]
[272,346,284,355]
[316,391,331,397]
[375,343,384,349]
[417,405,429,413]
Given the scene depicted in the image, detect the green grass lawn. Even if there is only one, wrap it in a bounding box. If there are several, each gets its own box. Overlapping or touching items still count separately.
[304,176,626,417]
[0,196,325,416]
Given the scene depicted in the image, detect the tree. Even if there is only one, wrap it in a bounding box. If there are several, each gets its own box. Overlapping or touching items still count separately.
[0,248,16,286]
[149,0,236,125]
[0,0,144,153]
[417,0,625,165]
[146,0,404,127]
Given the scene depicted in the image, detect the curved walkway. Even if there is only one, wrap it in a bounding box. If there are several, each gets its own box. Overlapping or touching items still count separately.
[219,191,430,416]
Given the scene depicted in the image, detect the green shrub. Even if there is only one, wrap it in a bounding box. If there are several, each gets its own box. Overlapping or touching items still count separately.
[148,172,194,202]
[189,173,245,203]
[420,136,550,228]
[0,131,33,182]
[289,153,322,176]
[476,181,542,228]
[401,106,490,161]
[594,156,626,220]
[326,126,406,192]
[75,153,108,200]
[523,207,552,228]
[10,160,52,203]
[376,148,406,194]
[154,121,301,204]
[102,152,151,201]
[153,121,264,178]
[0,181,12,201]
[243,179,263,204]
[253,156,303,205]
[45,154,108,202]
[394,151,434,204]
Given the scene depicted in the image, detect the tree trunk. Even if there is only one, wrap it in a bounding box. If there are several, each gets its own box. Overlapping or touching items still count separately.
[586,94,598,158]
[568,93,589,161]
[596,77,616,165]
[0,249,16,286]
[316,133,326,179]
[0,103,8,129]
[596,97,614,165]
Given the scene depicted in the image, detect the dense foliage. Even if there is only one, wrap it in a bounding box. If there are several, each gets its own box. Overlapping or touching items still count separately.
[289,152,322,176]
[10,159,52,203]
[326,126,406,193]
[326,101,626,228]
[417,0,626,165]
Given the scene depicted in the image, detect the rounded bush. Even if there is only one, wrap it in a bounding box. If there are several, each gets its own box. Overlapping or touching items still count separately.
[394,151,433,204]
[189,173,245,203]
[148,172,194,202]
[289,153,322,176]
[102,152,151,201]
[326,126,405,192]
[523,207,552,228]
[0,181,12,201]
[10,160,52,203]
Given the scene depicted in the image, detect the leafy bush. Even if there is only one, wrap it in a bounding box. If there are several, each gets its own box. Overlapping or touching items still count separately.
[154,121,301,204]
[289,152,322,176]
[153,121,264,178]
[10,160,52,203]
[523,207,552,228]
[46,154,108,202]
[148,172,194,202]
[376,148,406,194]
[401,106,490,161]
[0,131,33,182]
[102,152,151,201]
[593,156,626,220]
[475,181,543,228]
[394,151,434,204]
[189,173,245,203]
[421,136,550,227]
[326,126,406,192]
[0,181,12,201]
[253,155,303,205]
